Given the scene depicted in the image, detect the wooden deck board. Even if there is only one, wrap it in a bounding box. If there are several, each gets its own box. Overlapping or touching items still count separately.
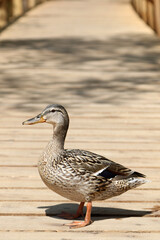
[0,167,159,189]
[0,156,160,168]
[0,201,157,215]
[0,0,160,239]
[1,232,160,240]
[0,189,159,202]
[0,216,160,232]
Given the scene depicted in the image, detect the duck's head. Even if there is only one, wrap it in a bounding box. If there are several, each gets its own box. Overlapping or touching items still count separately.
[22,104,69,133]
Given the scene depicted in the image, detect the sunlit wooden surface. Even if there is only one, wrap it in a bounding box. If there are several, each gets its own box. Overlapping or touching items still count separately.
[0,0,160,239]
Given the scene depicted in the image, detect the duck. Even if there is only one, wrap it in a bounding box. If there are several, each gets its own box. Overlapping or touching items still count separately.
[22,104,147,228]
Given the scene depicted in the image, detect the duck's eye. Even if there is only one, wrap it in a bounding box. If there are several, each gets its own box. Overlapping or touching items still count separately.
[50,109,56,113]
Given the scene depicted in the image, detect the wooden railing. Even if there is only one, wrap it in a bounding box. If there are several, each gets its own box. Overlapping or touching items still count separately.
[0,0,47,31]
[132,0,160,36]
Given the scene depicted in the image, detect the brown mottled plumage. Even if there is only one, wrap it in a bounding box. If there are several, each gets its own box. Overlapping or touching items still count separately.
[23,104,147,228]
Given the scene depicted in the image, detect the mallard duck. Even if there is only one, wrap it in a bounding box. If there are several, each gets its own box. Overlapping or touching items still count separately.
[23,104,147,228]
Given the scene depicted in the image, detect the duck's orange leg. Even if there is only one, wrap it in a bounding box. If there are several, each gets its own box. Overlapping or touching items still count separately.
[65,202,92,228]
[58,202,84,219]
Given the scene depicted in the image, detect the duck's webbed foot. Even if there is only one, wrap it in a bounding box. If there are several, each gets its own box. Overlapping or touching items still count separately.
[65,202,92,228]
[65,219,93,228]
[58,202,84,220]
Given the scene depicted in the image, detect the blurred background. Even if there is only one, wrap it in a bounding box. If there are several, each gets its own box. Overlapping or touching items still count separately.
[1,0,160,35]
[0,0,160,112]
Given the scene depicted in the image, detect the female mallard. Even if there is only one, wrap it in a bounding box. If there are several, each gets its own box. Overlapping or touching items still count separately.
[23,104,147,228]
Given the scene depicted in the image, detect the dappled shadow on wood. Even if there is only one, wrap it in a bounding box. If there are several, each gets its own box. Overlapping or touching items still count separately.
[38,203,152,221]
[0,34,160,111]
[0,34,160,71]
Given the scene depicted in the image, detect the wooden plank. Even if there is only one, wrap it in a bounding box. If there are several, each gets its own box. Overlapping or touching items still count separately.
[0,188,159,202]
[0,201,157,216]
[0,216,159,232]
[7,112,160,119]
[0,176,158,189]
[1,128,160,138]
[1,134,160,143]
[2,117,160,129]
[2,166,158,178]
[1,141,160,151]
[1,105,160,114]
[3,108,160,116]
[1,232,160,240]
[1,132,160,143]
[0,154,159,168]
[1,124,160,132]
[0,166,158,185]
[1,116,160,126]
[0,149,159,162]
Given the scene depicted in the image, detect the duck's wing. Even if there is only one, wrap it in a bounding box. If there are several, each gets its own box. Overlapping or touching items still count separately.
[64,149,145,180]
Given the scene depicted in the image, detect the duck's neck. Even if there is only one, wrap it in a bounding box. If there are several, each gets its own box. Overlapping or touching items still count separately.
[50,125,67,154]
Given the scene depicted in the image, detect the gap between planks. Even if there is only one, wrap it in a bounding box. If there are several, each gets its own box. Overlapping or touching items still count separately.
[0,200,159,203]
[1,148,160,152]
[0,213,159,218]
[0,187,159,190]
[0,165,159,168]
[0,230,160,233]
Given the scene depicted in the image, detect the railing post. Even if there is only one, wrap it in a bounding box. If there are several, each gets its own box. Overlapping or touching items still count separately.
[0,0,48,31]
[0,0,13,29]
[0,0,8,29]
[28,0,37,9]
[154,0,160,36]
[12,0,23,17]
[147,0,155,30]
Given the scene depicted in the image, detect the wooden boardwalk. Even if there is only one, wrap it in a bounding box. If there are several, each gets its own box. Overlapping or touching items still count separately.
[0,0,160,239]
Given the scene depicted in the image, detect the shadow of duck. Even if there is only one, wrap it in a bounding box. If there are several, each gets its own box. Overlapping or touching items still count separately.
[38,203,152,221]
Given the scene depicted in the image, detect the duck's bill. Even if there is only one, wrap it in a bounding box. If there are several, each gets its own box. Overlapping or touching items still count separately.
[22,115,46,125]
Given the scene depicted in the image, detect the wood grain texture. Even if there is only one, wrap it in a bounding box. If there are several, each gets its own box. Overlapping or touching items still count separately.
[0,0,159,239]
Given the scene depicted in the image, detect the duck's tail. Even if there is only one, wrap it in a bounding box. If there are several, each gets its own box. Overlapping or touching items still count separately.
[130,171,146,178]
[126,177,149,190]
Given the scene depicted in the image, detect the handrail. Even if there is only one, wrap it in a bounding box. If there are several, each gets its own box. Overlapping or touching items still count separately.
[0,0,47,32]
[131,0,160,36]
